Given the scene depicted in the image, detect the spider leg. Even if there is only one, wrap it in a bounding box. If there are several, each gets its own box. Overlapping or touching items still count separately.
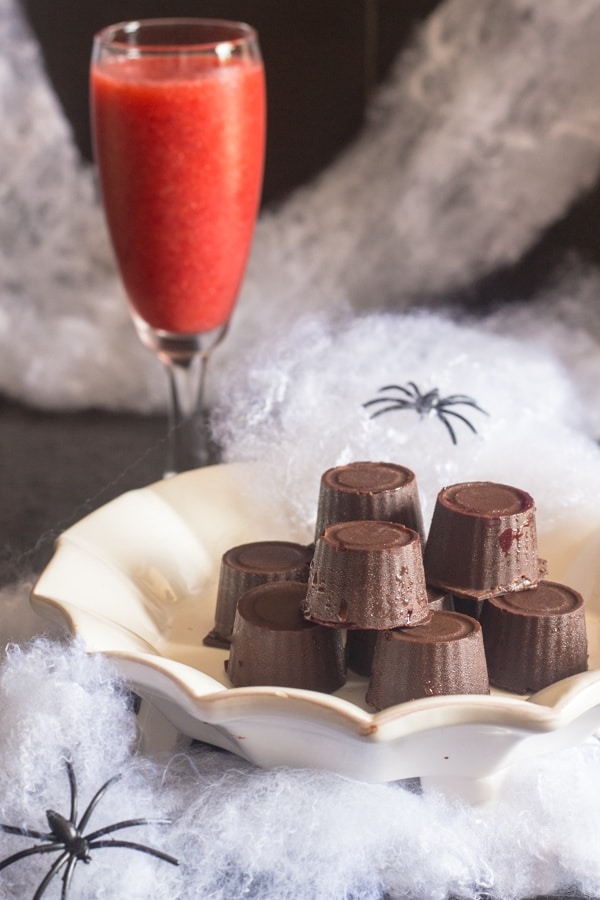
[439,396,489,415]
[86,817,172,842]
[32,850,69,900]
[363,396,394,408]
[363,398,409,413]
[438,393,479,402]
[0,842,63,871]
[0,824,52,840]
[89,838,179,866]
[61,854,79,900]
[439,408,480,435]
[65,760,78,826]
[437,412,458,445]
[366,402,411,418]
[76,774,122,833]
[378,384,416,397]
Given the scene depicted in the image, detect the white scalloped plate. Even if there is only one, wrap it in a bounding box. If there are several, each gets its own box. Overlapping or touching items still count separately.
[31,463,600,803]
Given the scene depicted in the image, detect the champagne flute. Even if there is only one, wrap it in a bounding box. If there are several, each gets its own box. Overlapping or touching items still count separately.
[91,19,266,476]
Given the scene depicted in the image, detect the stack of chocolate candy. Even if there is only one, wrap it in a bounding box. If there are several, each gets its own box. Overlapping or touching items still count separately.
[424,482,588,695]
[206,463,589,707]
[304,463,490,709]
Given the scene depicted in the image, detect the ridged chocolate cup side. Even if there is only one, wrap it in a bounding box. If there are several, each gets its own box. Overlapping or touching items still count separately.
[227,581,346,692]
[480,580,588,693]
[303,519,431,630]
[204,541,313,648]
[366,611,490,709]
[346,587,453,676]
[314,461,425,543]
[424,481,546,599]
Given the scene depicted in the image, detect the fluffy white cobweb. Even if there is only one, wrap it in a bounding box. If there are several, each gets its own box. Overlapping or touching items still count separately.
[1,629,600,899]
[211,309,600,551]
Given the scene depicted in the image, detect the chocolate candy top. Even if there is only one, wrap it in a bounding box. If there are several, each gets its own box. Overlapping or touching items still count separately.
[488,581,584,618]
[314,461,424,544]
[222,541,313,575]
[322,461,415,494]
[424,479,543,599]
[237,581,313,631]
[391,611,481,644]
[322,520,417,553]
[439,482,534,517]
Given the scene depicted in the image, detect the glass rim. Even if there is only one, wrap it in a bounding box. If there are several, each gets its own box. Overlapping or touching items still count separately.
[94,18,258,53]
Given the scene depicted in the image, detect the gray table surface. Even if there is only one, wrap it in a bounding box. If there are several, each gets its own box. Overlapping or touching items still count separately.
[1,394,167,585]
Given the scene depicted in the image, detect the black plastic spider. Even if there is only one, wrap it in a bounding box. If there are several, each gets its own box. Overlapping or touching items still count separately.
[0,759,178,899]
[363,381,488,445]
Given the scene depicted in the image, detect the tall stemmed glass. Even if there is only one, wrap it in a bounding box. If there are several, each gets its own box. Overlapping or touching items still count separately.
[91,19,266,475]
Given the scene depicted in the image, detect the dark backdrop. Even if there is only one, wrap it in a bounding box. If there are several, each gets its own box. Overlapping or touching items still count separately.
[19,0,600,293]
[19,0,440,206]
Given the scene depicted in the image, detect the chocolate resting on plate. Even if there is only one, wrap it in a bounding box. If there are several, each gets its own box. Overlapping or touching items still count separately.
[303,519,431,630]
[313,461,425,544]
[366,611,490,710]
[346,586,453,676]
[479,580,588,693]
[423,481,547,600]
[203,540,313,648]
[227,581,346,692]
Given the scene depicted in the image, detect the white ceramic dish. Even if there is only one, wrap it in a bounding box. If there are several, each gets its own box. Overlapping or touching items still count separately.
[31,463,600,804]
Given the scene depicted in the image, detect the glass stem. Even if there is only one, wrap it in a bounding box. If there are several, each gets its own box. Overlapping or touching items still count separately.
[162,351,211,478]
[134,319,228,479]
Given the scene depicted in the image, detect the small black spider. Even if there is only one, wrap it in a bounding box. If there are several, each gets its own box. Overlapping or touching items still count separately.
[0,759,178,899]
[363,381,488,445]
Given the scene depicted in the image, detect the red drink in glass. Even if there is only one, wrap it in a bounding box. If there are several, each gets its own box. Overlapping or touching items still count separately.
[90,20,266,475]
[92,51,265,334]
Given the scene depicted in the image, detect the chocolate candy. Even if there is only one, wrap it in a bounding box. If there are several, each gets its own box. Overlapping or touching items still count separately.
[203,540,313,648]
[314,461,425,543]
[424,481,546,600]
[480,580,588,693]
[366,611,490,709]
[346,587,454,676]
[227,581,345,692]
[303,519,431,630]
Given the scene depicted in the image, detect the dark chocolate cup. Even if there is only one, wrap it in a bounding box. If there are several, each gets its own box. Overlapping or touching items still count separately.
[345,629,378,677]
[423,481,546,600]
[366,611,490,709]
[479,580,588,693]
[426,585,455,613]
[347,586,453,676]
[452,594,484,621]
[227,581,346,692]
[303,519,431,630]
[203,540,313,648]
[314,461,425,544]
